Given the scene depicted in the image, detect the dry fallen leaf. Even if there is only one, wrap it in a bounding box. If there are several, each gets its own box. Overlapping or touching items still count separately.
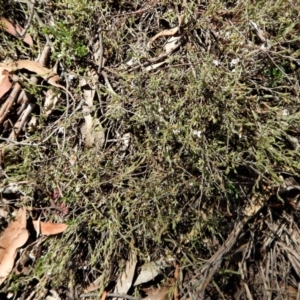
[113,251,137,299]
[0,60,75,102]
[27,115,38,132]
[79,76,96,107]
[43,89,59,116]
[164,36,181,55]
[0,208,8,219]
[0,69,12,99]
[80,74,105,149]
[147,27,180,50]
[134,259,165,286]
[80,114,105,149]
[32,221,68,236]
[0,17,33,46]
[143,286,171,300]
[45,290,61,300]
[84,276,102,293]
[143,278,175,300]
[0,208,29,284]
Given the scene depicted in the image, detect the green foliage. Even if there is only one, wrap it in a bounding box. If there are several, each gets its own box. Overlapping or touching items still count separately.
[42,21,88,64]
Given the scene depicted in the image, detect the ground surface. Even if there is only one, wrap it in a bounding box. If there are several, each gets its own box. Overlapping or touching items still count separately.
[0,0,300,299]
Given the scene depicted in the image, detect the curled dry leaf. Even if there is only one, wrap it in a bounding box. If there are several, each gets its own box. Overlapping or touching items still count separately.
[0,17,33,46]
[143,278,175,300]
[113,251,137,299]
[32,221,68,236]
[81,114,105,149]
[147,27,180,49]
[45,290,61,300]
[249,20,267,42]
[43,89,59,116]
[0,69,12,99]
[134,259,165,286]
[121,133,131,151]
[143,286,171,300]
[0,208,29,284]
[164,36,181,55]
[79,76,96,107]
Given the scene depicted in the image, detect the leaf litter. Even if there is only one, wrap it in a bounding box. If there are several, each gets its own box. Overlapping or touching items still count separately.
[0,60,76,102]
[0,17,33,46]
[113,251,137,299]
[32,220,68,236]
[0,205,68,287]
[0,69,12,98]
[133,259,165,286]
[0,208,28,284]
[80,75,105,149]
[42,89,59,116]
[0,56,75,140]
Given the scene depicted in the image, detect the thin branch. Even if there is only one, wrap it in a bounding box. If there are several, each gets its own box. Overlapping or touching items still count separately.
[80,292,141,300]
[20,0,35,39]
[97,26,104,74]
[0,137,40,147]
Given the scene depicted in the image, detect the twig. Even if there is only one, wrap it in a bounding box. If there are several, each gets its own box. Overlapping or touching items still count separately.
[190,217,251,298]
[97,27,104,74]
[0,137,40,146]
[106,294,140,300]
[80,293,140,300]
[103,66,126,78]
[0,83,22,125]
[26,0,51,45]
[192,190,269,297]
[11,44,52,137]
[11,102,36,137]
[25,290,36,300]
[37,44,52,66]
[173,262,180,300]
[20,0,35,40]
[125,36,182,73]
[101,71,118,97]
[238,261,253,300]
[62,67,70,118]
[212,281,225,300]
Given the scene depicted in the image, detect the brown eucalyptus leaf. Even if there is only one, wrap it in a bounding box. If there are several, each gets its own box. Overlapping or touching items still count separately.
[0,208,29,284]
[32,221,68,236]
[0,69,12,99]
[0,17,33,46]
[0,60,75,102]
[143,286,171,300]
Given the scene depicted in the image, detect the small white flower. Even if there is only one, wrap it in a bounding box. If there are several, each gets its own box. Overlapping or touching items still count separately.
[230,58,240,67]
[192,130,202,138]
[281,109,290,117]
[213,60,220,66]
